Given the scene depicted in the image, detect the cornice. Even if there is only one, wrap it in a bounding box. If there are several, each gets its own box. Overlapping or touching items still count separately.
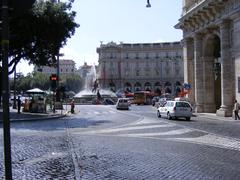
[177,0,240,38]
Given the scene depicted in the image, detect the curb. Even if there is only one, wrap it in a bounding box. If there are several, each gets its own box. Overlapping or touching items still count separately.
[11,114,67,122]
[193,113,235,122]
[0,114,67,123]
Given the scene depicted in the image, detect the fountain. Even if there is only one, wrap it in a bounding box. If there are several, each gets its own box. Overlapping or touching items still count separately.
[74,65,117,104]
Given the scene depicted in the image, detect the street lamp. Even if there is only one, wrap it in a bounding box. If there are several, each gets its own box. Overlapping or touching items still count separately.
[146,0,151,8]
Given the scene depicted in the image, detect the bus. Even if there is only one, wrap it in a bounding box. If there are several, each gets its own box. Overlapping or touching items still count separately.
[133,91,155,105]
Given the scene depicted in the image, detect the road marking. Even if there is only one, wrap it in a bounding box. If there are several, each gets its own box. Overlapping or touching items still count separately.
[73,124,175,134]
[118,128,193,137]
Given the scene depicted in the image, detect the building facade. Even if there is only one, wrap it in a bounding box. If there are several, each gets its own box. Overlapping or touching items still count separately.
[34,59,76,75]
[175,0,240,117]
[97,41,184,96]
[77,62,92,79]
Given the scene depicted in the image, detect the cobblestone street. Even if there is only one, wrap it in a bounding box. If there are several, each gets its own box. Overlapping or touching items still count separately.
[0,119,75,179]
[0,105,240,179]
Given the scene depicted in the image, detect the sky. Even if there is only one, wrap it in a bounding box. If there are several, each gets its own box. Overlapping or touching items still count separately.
[17,0,183,75]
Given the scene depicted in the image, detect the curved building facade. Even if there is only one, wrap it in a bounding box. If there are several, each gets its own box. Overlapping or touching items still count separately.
[97,41,184,96]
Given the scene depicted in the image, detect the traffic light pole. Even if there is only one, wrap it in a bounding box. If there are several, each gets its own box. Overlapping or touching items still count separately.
[1,0,13,179]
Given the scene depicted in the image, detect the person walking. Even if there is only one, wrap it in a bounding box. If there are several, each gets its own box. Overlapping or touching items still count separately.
[17,96,21,114]
[70,99,75,114]
[233,100,240,120]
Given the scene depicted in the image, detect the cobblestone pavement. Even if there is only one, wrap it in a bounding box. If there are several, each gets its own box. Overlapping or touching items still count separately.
[0,118,75,179]
[69,105,240,179]
[0,105,240,179]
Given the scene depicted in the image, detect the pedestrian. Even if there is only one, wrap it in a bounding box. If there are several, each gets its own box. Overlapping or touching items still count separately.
[71,99,75,114]
[233,99,240,120]
[17,96,21,114]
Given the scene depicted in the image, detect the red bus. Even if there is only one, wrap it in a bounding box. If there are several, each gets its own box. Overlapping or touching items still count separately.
[133,91,155,105]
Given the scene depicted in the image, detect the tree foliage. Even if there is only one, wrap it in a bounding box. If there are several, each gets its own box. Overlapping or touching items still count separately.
[10,72,83,94]
[60,74,83,93]
[1,0,79,74]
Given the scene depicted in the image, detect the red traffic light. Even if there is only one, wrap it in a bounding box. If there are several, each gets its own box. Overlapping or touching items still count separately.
[50,74,58,81]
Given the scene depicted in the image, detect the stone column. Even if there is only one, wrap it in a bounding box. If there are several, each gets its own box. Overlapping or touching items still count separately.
[203,56,215,112]
[183,38,195,105]
[217,20,234,117]
[194,33,204,112]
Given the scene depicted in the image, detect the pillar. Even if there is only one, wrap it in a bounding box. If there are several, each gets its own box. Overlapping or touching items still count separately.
[203,56,215,112]
[194,33,204,112]
[217,20,234,117]
[183,38,195,105]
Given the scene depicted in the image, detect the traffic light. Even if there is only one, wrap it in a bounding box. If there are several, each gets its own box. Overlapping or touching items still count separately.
[50,74,58,91]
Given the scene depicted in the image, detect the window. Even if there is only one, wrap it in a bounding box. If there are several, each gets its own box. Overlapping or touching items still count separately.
[135,53,139,59]
[125,53,129,59]
[145,53,149,59]
[136,70,140,76]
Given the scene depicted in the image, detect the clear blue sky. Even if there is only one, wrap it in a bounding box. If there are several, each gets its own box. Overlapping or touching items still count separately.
[17,0,183,74]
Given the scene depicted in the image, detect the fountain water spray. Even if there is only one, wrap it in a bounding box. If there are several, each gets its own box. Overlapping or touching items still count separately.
[74,65,117,104]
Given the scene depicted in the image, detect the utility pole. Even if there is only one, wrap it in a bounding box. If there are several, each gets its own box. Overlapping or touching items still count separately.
[1,0,13,179]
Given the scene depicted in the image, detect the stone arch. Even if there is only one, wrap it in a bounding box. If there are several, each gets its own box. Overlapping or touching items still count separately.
[164,81,172,94]
[144,82,151,91]
[124,82,132,92]
[154,82,162,95]
[203,34,221,112]
[134,82,142,92]
[109,82,116,92]
[175,81,182,96]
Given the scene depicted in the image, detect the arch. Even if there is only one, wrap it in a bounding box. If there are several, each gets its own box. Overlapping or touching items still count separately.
[109,82,116,92]
[204,34,220,58]
[124,82,132,92]
[144,82,151,91]
[164,81,172,94]
[134,82,142,92]
[154,82,162,95]
[164,81,171,87]
[175,81,181,86]
[202,34,221,112]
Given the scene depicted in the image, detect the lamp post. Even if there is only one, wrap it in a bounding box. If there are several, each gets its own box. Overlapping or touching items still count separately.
[146,0,151,8]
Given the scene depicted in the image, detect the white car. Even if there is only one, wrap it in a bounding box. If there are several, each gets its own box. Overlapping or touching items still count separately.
[116,98,129,110]
[157,100,193,120]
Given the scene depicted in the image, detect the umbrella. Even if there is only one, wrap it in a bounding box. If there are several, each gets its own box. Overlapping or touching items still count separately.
[26,88,45,94]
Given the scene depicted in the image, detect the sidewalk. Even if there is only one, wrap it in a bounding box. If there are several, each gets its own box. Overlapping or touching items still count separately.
[0,107,67,122]
[194,113,235,121]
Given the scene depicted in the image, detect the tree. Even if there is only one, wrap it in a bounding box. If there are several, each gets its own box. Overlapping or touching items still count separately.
[61,73,83,93]
[1,0,79,74]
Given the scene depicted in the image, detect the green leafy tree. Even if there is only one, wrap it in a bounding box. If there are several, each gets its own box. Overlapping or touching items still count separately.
[61,73,83,93]
[1,0,79,74]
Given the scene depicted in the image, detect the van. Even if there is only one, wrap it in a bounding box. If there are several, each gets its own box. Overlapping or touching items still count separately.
[116,98,129,110]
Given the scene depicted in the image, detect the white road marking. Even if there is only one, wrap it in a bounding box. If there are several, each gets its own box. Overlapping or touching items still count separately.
[118,128,193,137]
[73,124,175,134]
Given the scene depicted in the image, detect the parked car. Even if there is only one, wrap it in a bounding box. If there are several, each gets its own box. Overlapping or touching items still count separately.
[157,100,193,120]
[116,98,130,110]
